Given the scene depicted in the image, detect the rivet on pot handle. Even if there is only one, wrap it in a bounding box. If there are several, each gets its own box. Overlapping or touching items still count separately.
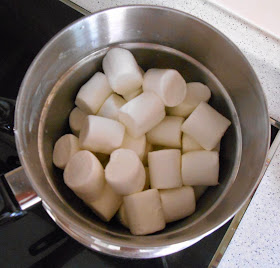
[0,97,41,226]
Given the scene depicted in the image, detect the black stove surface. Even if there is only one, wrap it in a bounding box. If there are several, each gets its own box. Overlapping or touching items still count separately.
[0,1,275,267]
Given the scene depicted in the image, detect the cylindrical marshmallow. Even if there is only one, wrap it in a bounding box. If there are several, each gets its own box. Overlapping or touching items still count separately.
[124,189,166,235]
[182,133,203,153]
[142,142,153,166]
[105,149,145,195]
[121,133,146,160]
[182,151,219,186]
[181,102,231,150]
[148,149,182,189]
[75,72,113,114]
[213,141,221,152]
[79,115,125,154]
[69,107,87,136]
[64,150,105,202]
[144,167,150,190]
[53,134,80,169]
[193,186,208,201]
[102,48,143,95]
[143,69,187,107]
[86,183,122,222]
[167,82,211,117]
[123,87,143,102]
[146,116,184,148]
[116,203,129,228]
[159,186,196,223]
[97,93,126,120]
[119,92,166,138]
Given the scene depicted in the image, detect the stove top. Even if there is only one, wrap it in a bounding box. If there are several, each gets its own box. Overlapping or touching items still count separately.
[0,1,278,267]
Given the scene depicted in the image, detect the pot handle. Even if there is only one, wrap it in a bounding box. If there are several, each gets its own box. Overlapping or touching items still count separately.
[0,97,41,226]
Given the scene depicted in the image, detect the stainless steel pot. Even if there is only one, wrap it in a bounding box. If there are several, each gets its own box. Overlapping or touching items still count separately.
[10,5,269,258]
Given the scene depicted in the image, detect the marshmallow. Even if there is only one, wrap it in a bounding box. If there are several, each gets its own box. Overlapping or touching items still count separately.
[105,149,145,195]
[147,116,184,148]
[119,92,166,138]
[182,133,203,153]
[79,115,125,154]
[64,150,105,202]
[53,134,80,169]
[142,142,153,166]
[97,93,126,120]
[182,151,219,186]
[181,102,231,150]
[148,149,182,189]
[159,186,196,223]
[143,69,187,107]
[123,87,143,101]
[69,107,87,136]
[102,48,143,95]
[213,141,221,152]
[167,82,211,117]
[193,186,208,201]
[144,167,150,190]
[86,183,122,222]
[121,133,146,160]
[124,189,166,235]
[75,72,113,114]
[116,203,129,228]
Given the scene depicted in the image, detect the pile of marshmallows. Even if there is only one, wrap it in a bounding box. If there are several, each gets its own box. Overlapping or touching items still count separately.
[52,48,231,236]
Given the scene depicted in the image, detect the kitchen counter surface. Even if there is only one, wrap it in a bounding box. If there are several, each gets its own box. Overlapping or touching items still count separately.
[68,0,280,266]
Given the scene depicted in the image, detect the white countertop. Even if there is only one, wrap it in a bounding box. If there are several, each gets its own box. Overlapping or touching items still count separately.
[69,0,280,266]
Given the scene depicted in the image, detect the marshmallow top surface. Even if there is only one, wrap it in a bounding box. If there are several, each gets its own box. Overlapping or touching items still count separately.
[143,69,187,107]
[105,149,145,195]
[124,189,166,235]
[53,134,80,169]
[102,48,143,95]
[69,107,87,136]
[167,82,211,117]
[63,150,105,201]
[79,115,125,154]
[181,102,231,150]
[148,149,182,189]
[75,72,113,114]
[118,92,166,138]
[181,150,219,186]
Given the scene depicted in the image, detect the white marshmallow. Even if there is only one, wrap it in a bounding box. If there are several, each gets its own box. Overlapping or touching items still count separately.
[148,149,182,189]
[181,102,231,150]
[64,150,105,202]
[142,142,153,166]
[159,186,196,223]
[167,82,211,117]
[105,149,145,195]
[79,115,125,154]
[143,69,187,107]
[86,183,122,222]
[193,186,208,201]
[69,107,87,136]
[102,48,143,95]
[124,189,166,235]
[147,116,184,148]
[182,151,219,186]
[121,133,146,160]
[75,72,112,114]
[182,133,203,153]
[213,141,221,152]
[119,92,166,138]
[144,167,150,190]
[123,87,143,101]
[97,93,126,120]
[116,203,129,228]
[53,134,80,169]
